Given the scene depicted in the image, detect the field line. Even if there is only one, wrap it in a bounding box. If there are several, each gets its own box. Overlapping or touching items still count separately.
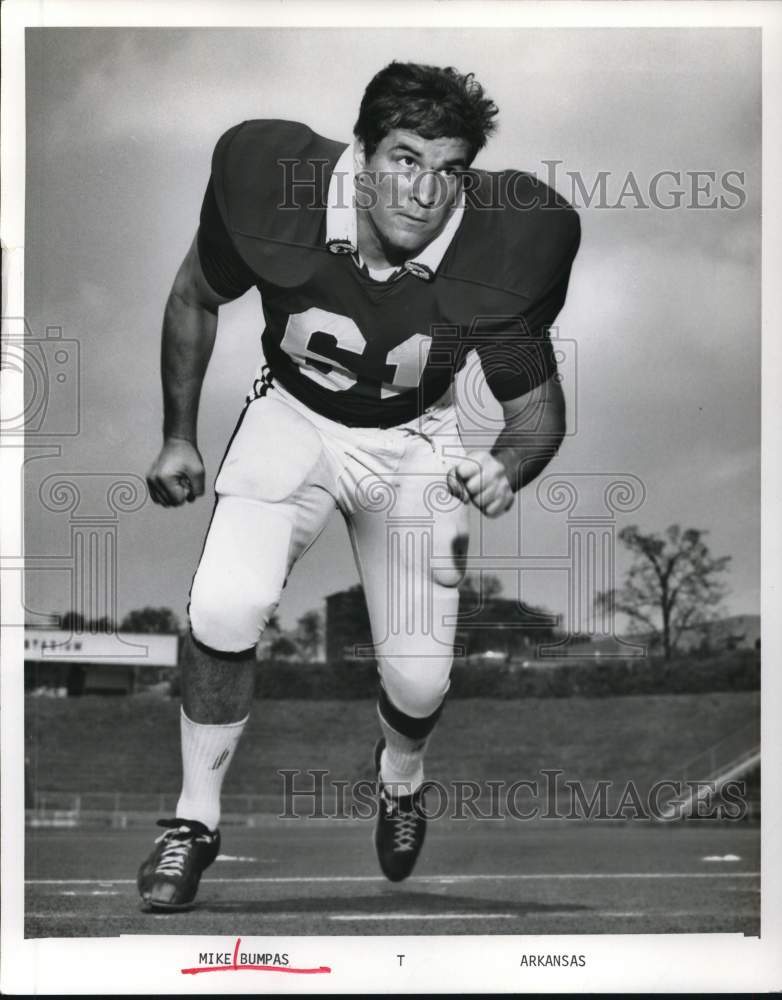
[25,909,758,923]
[331,909,757,922]
[330,913,513,921]
[27,871,760,886]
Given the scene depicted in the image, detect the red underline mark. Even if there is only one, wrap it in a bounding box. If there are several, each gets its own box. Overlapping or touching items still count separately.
[181,965,333,976]
[181,937,331,976]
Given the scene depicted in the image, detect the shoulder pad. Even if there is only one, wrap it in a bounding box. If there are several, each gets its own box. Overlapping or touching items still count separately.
[211,119,346,259]
[446,170,581,301]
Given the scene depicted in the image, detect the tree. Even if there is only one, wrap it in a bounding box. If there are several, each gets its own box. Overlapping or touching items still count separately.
[595,524,731,660]
[296,610,323,661]
[59,610,85,632]
[459,573,503,602]
[91,615,116,634]
[269,634,300,660]
[120,606,180,634]
[256,613,282,659]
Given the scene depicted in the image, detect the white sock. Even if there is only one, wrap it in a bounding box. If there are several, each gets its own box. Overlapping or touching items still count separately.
[176,709,248,831]
[378,714,428,798]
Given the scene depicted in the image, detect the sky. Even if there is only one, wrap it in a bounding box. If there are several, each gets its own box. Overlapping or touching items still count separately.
[23,26,761,632]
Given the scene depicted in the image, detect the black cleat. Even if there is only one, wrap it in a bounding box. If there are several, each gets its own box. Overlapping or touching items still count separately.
[137,818,220,911]
[373,738,427,882]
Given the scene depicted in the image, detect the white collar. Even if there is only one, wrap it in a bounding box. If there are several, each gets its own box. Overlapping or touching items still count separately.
[325,142,464,281]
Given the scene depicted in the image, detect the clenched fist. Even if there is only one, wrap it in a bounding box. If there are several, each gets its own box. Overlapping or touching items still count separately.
[446,450,514,518]
[146,437,206,507]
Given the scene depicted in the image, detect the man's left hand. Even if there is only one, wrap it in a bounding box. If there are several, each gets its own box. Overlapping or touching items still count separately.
[447,450,514,518]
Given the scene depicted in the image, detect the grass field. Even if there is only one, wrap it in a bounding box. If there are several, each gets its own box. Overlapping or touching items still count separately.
[25,819,760,938]
[24,690,760,939]
[26,690,760,799]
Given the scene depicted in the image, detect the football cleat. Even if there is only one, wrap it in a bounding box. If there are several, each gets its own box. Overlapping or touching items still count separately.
[373,738,428,882]
[137,818,220,911]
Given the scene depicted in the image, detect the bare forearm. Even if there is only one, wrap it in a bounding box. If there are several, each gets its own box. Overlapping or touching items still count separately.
[160,290,218,444]
[448,377,565,518]
[490,378,566,492]
[491,426,563,492]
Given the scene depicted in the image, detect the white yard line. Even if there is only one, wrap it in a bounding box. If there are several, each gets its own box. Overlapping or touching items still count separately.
[26,908,758,922]
[330,913,514,921]
[60,890,120,896]
[590,910,745,918]
[333,909,757,922]
[28,871,760,886]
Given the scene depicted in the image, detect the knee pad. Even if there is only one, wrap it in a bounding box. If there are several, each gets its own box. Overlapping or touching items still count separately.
[431,561,467,589]
[377,682,446,739]
[188,490,295,654]
[378,655,452,721]
[188,566,279,654]
[188,631,256,661]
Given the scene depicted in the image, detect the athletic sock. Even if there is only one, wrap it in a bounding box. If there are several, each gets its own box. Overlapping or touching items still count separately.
[175,708,248,831]
[378,715,428,798]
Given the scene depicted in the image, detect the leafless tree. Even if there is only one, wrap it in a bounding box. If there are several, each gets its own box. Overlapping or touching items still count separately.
[596,524,731,660]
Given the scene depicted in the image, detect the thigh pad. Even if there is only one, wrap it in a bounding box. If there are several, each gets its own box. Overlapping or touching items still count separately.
[215,396,325,503]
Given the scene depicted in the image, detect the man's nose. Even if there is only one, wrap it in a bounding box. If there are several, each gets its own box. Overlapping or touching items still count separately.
[412,170,444,209]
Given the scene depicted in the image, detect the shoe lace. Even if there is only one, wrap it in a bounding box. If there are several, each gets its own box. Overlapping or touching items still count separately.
[153,825,211,876]
[381,790,420,853]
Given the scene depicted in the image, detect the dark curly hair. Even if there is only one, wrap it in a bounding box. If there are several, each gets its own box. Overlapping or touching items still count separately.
[354,61,499,163]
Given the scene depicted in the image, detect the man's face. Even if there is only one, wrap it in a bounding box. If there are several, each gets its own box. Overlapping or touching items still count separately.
[354,129,470,264]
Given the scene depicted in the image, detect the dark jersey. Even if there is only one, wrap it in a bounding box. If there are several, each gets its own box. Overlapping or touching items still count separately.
[197,119,580,428]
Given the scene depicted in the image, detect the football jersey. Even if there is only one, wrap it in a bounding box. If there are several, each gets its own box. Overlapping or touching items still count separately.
[197,119,580,428]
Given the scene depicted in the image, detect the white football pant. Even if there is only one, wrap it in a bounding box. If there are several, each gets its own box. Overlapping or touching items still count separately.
[188,383,469,719]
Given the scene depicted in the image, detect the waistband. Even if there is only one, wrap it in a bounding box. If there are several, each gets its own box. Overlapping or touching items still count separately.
[251,368,456,437]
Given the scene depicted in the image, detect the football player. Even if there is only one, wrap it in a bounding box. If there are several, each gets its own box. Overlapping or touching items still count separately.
[138,62,580,910]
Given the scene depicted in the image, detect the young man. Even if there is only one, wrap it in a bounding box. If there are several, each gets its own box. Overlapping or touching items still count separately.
[139,62,580,910]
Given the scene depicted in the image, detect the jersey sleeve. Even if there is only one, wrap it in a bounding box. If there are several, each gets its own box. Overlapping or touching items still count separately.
[196,175,258,300]
[475,210,580,401]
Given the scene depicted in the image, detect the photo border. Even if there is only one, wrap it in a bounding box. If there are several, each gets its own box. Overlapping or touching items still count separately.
[2,0,780,993]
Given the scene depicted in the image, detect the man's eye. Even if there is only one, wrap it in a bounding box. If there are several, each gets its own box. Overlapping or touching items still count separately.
[399,156,416,168]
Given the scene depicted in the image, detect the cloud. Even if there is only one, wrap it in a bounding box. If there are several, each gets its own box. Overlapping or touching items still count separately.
[33,27,760,162]
[23,26,762,622]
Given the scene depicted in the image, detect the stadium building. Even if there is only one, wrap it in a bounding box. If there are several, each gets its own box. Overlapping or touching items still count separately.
[325,585,559,663]
[24,628,179,695]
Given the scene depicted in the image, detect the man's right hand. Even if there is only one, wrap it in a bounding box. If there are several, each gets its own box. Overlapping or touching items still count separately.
[146,437,206,507]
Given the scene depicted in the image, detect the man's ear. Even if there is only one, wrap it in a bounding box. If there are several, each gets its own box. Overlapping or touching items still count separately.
[353,140,366,173]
